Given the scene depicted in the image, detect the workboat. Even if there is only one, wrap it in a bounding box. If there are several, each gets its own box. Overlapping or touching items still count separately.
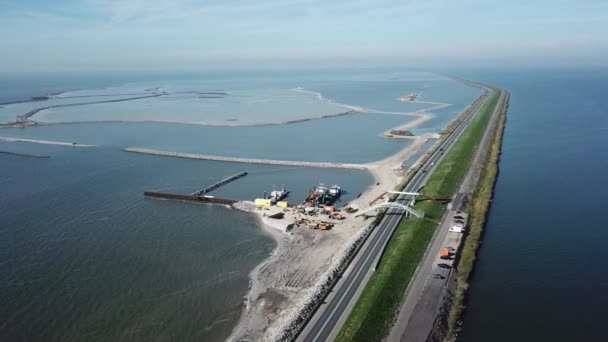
[329,185,341,196]
[316,185,328,195]
[304,183,342,206]
[270,184,289,201]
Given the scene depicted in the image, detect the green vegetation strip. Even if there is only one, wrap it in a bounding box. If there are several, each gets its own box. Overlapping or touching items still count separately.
[335,89,502,342]
[393,89,488,196]
[447,91,509,339]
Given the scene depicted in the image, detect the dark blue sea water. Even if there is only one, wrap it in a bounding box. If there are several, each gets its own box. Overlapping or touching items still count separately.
[0,144,373,342]
[458,69,608,341]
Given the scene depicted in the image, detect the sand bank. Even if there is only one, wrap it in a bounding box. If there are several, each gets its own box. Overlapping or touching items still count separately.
[2,87,445,129]
[0,136,95,147]
[0,108,360,129]
[124,148,374,171]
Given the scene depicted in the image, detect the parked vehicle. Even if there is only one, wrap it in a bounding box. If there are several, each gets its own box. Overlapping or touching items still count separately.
[432,274,445,279]
[449,225,464,233]
[440,247,451,259]
[437,263,451,269]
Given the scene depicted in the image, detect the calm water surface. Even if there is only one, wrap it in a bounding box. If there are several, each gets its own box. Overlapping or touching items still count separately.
[459,69,608,341]
[0,146,372,341]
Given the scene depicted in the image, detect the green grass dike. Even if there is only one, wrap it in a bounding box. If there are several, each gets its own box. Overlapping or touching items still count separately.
[447,90,509,340]
[335,88,503,342]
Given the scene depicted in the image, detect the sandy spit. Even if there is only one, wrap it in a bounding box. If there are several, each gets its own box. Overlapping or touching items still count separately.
[0,136,95,147]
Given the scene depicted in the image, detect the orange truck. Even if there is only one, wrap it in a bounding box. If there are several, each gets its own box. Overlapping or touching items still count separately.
[440,247,451,260]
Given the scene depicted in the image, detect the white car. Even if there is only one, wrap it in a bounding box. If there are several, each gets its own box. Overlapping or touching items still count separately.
[449,225,465,233]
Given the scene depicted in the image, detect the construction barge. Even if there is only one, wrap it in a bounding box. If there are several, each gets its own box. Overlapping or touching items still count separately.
[303,184,342,207]
[144,191,238,204]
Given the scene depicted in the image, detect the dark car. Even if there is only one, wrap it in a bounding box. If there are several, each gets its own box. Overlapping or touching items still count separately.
[432,274,445,279]
[437,263,451,269]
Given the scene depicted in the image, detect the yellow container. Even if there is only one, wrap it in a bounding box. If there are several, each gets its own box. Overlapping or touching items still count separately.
[277,201,289,208]
[255,198,272,207]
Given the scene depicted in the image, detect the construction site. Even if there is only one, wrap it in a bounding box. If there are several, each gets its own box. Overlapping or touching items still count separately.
[143,171,352,233]
[131,80,492,342]
[142,157,451,234]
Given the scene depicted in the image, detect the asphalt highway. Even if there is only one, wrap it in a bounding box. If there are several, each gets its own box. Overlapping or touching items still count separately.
[298,89,491,342]
[392,89,506,342]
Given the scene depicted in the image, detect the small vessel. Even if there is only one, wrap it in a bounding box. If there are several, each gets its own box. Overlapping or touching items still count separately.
[329,185,341,196]
[270,184,289,202]
[316,184,328,195]
[304,183,342,206]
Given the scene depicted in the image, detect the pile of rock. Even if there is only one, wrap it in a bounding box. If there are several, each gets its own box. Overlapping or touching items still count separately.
[233,200,256,213]
[265,222,377,342]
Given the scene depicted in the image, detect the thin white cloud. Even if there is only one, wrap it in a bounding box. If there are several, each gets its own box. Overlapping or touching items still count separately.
[86,0,185,21]
[85,0,324,22]
[0,0,606,71]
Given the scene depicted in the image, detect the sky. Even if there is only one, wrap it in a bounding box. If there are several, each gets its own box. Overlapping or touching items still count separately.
[0,0,607,71]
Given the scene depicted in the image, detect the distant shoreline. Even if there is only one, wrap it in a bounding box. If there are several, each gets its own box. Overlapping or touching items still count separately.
[1,87,442,130]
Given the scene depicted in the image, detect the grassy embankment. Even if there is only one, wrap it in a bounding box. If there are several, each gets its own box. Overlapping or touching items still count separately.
[335,89,502,342]
[446,91,509,339]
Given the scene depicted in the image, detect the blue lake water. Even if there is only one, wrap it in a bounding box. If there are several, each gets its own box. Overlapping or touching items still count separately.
[0,113,412,164]
[457,69,608,341]
[0,69,480,341]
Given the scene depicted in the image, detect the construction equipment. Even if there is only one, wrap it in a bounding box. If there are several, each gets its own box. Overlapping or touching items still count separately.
[307,221,319,229]
[294,217,309,225]
[317,221,332,230]
[298,219,333,230]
